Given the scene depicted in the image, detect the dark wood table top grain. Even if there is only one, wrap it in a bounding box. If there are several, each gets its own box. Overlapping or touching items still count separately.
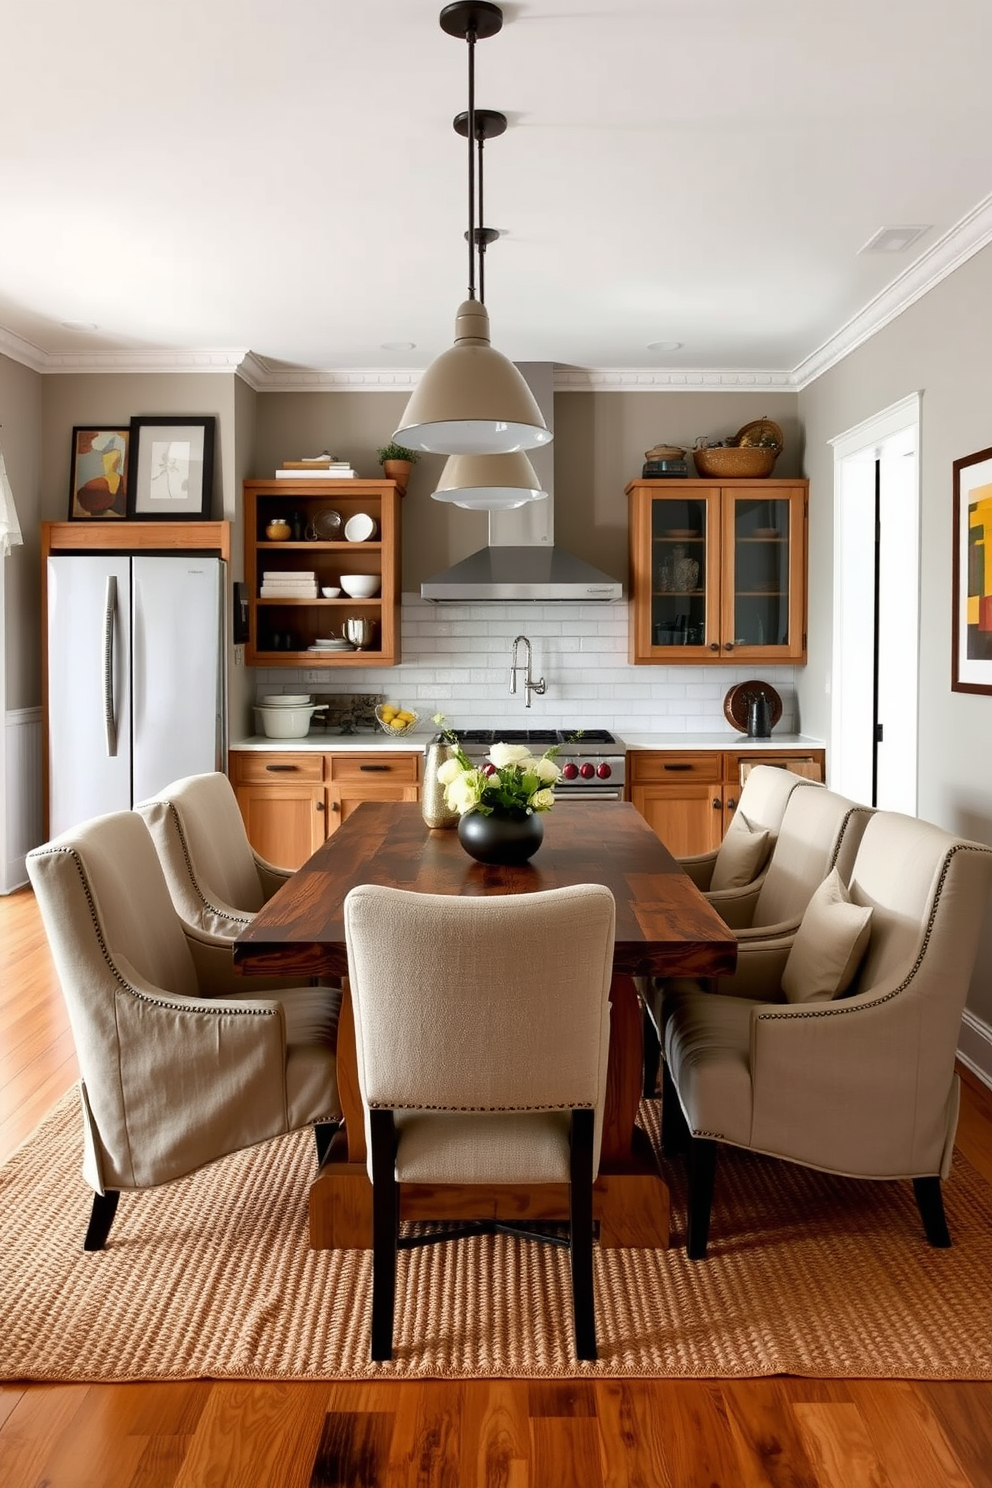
[233,800,738,981]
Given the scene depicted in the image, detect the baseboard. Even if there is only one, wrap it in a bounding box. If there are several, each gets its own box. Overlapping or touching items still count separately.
[958,1009,992,1092]
[2,706,43,895]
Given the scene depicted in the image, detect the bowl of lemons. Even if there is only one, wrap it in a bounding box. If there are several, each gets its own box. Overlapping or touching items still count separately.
[375,702,419,736]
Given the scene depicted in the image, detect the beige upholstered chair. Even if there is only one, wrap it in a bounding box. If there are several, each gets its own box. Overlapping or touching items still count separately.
[135,771,291,940]
[344,882,616,1362]
[659,811,992,1258]
[679,764,820,896]
[642,784,873,1093]
[26,810,341,1251]
[704,783,873,938]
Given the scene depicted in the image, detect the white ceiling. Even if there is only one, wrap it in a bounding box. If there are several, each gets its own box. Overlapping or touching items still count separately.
[3,0,992,388]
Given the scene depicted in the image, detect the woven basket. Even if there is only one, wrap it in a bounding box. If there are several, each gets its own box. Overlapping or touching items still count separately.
[693,445,779,479]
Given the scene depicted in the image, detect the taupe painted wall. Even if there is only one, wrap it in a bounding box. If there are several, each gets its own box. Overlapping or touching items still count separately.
[798,240,992,1023]
[0,355,43,708]
[254,387,802,592]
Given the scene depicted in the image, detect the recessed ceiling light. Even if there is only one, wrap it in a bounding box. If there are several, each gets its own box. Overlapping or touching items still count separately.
[647,341,682,352]
[381,341,416,351]
[60,320,99,331]
[858,226,931,255]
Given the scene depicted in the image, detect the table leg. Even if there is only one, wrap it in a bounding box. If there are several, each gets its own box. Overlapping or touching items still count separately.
[309,970,670,1248]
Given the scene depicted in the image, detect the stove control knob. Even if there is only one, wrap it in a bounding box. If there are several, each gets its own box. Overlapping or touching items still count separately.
[579,762,596,779]
[596,762,613,780]
[561,762,579,780]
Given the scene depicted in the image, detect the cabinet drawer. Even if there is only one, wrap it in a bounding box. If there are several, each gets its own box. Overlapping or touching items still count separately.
[327,751,421,783]
[730,752,824,786]
[231,751,325,784]
[628,751,722,785]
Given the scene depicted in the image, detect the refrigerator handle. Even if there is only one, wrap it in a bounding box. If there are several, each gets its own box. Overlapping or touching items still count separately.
[103,575,119,757]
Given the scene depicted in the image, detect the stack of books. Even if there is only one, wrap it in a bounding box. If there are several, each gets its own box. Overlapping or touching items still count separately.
[275,455,357,479]
[259,570,319,599]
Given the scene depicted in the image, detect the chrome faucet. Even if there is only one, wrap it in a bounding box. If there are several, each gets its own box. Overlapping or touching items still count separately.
[509,635,546,709]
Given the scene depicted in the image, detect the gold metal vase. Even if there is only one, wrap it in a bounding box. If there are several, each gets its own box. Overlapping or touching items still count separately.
[421,742,458,829]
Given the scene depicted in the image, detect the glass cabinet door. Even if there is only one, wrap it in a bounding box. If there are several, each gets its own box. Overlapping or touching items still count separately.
[722,488,806,659]
[648,490,719,655]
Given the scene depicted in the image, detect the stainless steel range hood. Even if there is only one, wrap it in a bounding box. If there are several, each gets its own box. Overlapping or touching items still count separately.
[421,363,623,603]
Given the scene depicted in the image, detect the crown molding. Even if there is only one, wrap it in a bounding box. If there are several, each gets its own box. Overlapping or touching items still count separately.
[245,366,421,392]
[791,190,992,390]
[37,347,253,376]
[3,192,991,391]
[551,368,795,392]
[0,326,47,372]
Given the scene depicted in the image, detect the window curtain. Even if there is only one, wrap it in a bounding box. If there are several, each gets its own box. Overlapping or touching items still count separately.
[0,441,23,558]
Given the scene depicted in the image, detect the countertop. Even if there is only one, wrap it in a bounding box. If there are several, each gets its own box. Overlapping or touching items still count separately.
[229,731,825,754]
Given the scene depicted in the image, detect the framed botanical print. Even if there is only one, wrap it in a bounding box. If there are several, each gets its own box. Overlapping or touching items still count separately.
[68,427,130,519]
[128,416,215,520]
[952,445,992,694]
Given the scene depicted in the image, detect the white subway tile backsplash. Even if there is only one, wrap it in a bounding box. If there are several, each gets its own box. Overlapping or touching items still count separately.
[249,593,798,738]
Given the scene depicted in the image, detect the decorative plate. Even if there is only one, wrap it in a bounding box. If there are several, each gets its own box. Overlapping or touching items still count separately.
[311,509,342,540]
[662,528,699,539]
[723,679,784,733]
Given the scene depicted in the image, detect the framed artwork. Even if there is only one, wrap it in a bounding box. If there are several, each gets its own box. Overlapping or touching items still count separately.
[68,428,130,519]
[127,416,215,520]
[952,445,992,695]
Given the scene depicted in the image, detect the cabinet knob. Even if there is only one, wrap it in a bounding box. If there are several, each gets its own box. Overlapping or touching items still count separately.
[329,801,339,813]
[712,798,722,810]
[727,797,737,811]
[723,641,734,651]
[316,800,325,812]
[708,642,720,652]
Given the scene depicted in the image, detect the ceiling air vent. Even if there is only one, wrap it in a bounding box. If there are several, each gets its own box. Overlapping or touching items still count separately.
[858,225,931,255]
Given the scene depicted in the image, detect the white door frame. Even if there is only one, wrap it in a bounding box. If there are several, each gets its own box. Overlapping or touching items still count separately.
[829,392,922,810]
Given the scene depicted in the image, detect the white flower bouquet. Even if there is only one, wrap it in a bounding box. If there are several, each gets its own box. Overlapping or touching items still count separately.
[432,715,561,818]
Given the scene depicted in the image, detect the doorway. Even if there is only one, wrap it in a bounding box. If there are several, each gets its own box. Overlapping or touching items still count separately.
[830,394,921,812]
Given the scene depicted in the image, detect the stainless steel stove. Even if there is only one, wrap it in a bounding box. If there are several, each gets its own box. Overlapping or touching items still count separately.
[449,728,626,797]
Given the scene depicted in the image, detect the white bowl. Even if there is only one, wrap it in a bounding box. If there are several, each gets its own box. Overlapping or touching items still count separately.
[321,586,342,598]
[339,574,381,598]
[259,694,312,707]
[344,512,377,542]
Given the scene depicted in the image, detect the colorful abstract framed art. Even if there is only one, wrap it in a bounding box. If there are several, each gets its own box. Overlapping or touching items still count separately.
[952,444,992,694]
[68,428,130,519]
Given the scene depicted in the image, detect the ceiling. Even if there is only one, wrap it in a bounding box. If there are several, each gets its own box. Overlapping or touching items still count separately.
[3,0,992,389]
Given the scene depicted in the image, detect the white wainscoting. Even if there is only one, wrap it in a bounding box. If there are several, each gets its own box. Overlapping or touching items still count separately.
[3,707,42,893]
[958,1009,992,1092]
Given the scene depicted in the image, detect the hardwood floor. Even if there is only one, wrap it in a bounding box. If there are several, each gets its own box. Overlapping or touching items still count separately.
[2,883,992,1488]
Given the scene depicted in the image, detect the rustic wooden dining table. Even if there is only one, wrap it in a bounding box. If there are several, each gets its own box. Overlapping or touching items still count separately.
[232,799,738,1250]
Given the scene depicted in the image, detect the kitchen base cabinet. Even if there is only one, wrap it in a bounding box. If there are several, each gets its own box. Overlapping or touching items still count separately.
[326,753,420,833]
[231,753,327,869]
[628,753,724,858]
[628,747,825,856]
[230,749,422,870]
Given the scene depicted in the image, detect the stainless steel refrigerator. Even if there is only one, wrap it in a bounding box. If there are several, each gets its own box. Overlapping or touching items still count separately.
[47,554,227,837]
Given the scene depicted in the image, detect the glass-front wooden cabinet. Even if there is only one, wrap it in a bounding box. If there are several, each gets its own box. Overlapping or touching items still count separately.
[626,480,808,665]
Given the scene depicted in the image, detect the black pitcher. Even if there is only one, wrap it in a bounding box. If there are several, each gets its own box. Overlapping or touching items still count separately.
[746,692,772,738]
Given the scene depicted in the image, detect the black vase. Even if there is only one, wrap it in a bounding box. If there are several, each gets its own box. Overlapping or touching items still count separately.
[457,809,544,865]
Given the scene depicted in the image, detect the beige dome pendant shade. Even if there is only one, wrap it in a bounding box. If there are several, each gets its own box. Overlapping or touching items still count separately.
[431,449,548,509]
[393,2,552,458]
[395,300,552,456]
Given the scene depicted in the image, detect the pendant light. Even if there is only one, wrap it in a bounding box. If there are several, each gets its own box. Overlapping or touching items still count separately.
[393,2,552,457]
[430,105,549,510]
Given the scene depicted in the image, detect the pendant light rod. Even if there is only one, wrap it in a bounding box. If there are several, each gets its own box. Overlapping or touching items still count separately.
[455,108,505,304]
[440,4,503,301]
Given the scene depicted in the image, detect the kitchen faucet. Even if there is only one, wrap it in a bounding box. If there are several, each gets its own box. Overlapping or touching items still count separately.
[509,635,546,708]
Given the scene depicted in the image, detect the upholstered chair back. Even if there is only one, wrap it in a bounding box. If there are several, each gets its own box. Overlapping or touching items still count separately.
[752,786,872,927]
[136,771,267,933]
[344,883,616,1175]
[734,763,820,833]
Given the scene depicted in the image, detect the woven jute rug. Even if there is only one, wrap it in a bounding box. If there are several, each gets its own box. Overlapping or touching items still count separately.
[2,1089,991,1382]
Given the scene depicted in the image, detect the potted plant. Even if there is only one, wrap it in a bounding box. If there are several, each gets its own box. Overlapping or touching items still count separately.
[376,442,419,494]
